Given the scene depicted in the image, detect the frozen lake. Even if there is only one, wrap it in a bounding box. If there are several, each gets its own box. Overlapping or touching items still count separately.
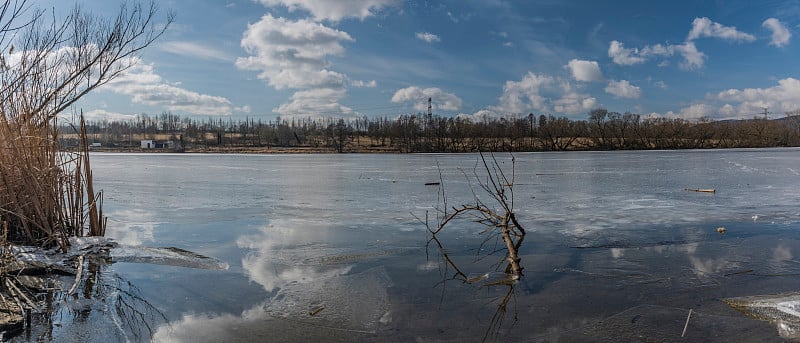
[27,149,800,341]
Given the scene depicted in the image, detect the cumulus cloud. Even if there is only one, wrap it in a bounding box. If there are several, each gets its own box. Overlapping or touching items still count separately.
[762,18,791,47]
[391,86,462,111]
[608,40,706,70]
[495,72,554,113]
[673,42,705,69]
[608,40,646,65]
[676,103,716,120]
[484,72,597,115]
[687,17,756,42]
[415,32,441,43]
[236,14,352,90]
[457,109,501,123]
[565,59,603,82]
[236,14,356,117]
[653,78,800,120]
[105,60,238,115]
[553,91,598,114]
[713,77,800,116]
[605,80,641,99]
[256,0,401,22]
[4,44,236,116]
[273,88,356,118]
[610,17,754,70]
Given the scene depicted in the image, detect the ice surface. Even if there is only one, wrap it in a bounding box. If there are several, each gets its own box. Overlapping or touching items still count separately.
[726,293,800,341]
[264,266,393,333]
[110,246,229,270]
[12,237,228,271]
[83,150,800,341]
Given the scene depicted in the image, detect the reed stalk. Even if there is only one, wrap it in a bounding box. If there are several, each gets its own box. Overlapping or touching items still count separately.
[0,110,104,250]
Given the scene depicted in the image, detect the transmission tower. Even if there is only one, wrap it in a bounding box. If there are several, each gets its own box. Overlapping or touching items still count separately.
[427,97,432,117]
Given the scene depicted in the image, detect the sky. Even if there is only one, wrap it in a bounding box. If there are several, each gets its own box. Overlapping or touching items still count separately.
[39,0,800,122]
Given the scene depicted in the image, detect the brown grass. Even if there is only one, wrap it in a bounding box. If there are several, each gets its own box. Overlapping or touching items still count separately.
[0,114,105,251]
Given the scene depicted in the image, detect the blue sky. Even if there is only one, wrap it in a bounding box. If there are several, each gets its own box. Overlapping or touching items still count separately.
[45,0,800,122]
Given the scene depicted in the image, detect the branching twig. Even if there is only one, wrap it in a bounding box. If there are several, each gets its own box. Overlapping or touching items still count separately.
[421,153,528,341]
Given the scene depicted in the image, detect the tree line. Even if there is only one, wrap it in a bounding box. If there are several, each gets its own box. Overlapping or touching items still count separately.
[62,108,800,153]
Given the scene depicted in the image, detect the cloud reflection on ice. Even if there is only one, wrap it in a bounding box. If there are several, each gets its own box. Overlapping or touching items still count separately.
[237,218,353,292]
[104,209,160,246]
[154,217,393,341]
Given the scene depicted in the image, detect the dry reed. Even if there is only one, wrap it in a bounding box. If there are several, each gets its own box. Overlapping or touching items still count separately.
[0,112,105,251]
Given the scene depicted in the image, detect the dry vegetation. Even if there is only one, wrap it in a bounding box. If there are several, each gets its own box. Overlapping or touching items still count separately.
[0,113,105,250]
[0,0,170,336]
[0,0,170,250]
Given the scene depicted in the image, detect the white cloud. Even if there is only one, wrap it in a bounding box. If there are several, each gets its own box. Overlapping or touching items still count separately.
[160,41,233,62]
[489,72,596,115]
[713,77,800,116]
[391,86,462,111]
[273,88,356,118]
[565,59,603,82]
[605,80,641,99]
[457,109,501,122]
[610,17,752,70]
[609,40,706,70]
[677,103,716,120]
[653,80,668,89]
[554,91,597,114]
[687,17,756,42]
[653,78,800,120]
[763,18,791,47]
[415,32,441,43]
[80,109,137,122]
[719,104,736,117]
[673,42,705,70]
[236,14,357,118]
[256,0,401,22]
[236,14,352,90]
[351,79,377,88]
[608,40,646,65]
[105,60,237,115]
[495,72,554,113]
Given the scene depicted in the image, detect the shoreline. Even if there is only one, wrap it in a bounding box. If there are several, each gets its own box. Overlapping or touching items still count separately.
[78,145,800,154]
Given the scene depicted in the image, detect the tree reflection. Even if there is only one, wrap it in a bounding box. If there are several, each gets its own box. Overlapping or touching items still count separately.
[421,153,528,342]
[9,257,167,342]
[426,232,521,342]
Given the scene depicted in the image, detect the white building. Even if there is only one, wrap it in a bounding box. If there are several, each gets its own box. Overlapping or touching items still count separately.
[141,140,154,149]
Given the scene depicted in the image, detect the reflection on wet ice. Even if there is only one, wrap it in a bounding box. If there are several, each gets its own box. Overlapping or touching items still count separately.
[726,292,800,341]
[154,218,399,341]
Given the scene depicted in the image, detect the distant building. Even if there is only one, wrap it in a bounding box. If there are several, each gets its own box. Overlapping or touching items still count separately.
[141,140,175,149]
[89,142,102,148]
[155,141,174,149]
